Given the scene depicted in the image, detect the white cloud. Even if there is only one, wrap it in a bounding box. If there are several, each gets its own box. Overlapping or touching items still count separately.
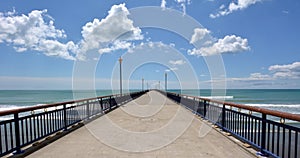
[174,0,192,15]
[0,9,76,60]
[190,28,210,44]
[188,35,250,56]
[0,4,144,61]
[175,0,191,4]
[228,73,272,82]
[269,62,300,78]
[80,3,143,53]
[98,40,132,54]
[282,10,289,14]
[165,67,178,72]
[161,0,167,9]
[249,73,271,80]
[210,0,263,18]
[169,59,186,65]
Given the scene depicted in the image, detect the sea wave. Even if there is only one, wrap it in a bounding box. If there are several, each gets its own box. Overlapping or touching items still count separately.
[0,104,47,112]
[202,96,234,99]
[0,105,27,111]
[0,104,58,121]
[246,104,300,108]
[245,104,300,115]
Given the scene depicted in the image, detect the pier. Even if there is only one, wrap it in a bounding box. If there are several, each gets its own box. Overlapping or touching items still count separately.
[1,90,300,158]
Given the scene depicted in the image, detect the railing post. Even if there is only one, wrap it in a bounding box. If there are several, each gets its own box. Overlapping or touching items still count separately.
[204,101,207,117]
[259,113,268,156]
[109,96,112,111]
[222,104,226,130]
[63,104,67,131]
[13,113,22,154]
[86,100,90,119]
[100,98,103,113]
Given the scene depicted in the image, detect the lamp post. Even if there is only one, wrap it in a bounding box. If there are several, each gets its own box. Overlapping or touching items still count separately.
[147,82,149,90]
[119,57,123,95]
[142,78,144,91]
[158,81,160,90]
[165,72,167,91]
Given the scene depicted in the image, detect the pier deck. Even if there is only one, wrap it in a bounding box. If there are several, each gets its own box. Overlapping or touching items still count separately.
[27,91,255,158]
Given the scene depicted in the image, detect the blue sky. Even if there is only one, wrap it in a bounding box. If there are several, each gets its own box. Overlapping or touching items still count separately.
[0,0,299,90]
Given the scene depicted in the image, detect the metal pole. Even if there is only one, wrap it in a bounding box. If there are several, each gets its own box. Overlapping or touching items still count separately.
[165,72,167,91]
[142,78,144,91]
[119,57,123,95]
[158,81,160,90]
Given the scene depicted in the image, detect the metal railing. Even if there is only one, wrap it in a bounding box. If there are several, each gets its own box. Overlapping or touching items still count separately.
[0,90,147,157]
[160,90,300,158]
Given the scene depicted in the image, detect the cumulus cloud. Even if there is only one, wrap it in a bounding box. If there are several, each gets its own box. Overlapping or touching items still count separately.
[98,40,132,54]
[269,62,300,78]
[167,0,192,15]
[190,28,210,44]
[0,4,143,60]
[210,0,263,18]
[188,35,250,56]
[169,59,186,65]
[0,9,76,60]
[79,3,143,54]
[161,0,167,10]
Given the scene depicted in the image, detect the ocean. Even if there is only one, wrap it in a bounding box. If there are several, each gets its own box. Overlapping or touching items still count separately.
[0,89,300,115]
[169,89,300,115]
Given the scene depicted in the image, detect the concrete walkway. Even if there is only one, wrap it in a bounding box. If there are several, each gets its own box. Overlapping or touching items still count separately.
[27,91,256,158]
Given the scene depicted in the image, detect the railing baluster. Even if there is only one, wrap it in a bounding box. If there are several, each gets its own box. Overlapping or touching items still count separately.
[13,113,22,154]
[0,124,2,154]
[276,126,280,156]
[109,96,112,111]
[254,119,257,144]
[63,104,67,131]
[87,100,90,119]
[295,131,298,158]
[10,122,13,150]
[247,115,251,140]
[282,126,286,157]
[20,119,24,145]
[251,117,254,142]
[100,98,103,113]
[4,124,8,152]
[203,101,207,117]
[288,129,291,158]
[25,118,29,144]
[267,122,270,150]
[260,113,267,156]
[272,124,275,153]
[221,104,226,130]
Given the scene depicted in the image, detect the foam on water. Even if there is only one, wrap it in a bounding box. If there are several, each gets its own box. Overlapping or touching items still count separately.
[0,105,29,111]
[201,96,234,99]
[246,104,300,108]
[246,104,300,114]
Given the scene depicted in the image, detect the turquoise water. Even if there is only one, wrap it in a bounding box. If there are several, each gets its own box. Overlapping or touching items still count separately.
[0,90,137,111]
[0,89,300,114]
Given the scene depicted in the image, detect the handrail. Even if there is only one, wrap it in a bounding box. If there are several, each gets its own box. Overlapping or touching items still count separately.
[166,91,300,122]
[0,92,131,116]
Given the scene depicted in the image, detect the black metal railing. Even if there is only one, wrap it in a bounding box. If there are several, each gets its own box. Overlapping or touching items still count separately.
[159,90,300,158]
[0,90,147,157]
